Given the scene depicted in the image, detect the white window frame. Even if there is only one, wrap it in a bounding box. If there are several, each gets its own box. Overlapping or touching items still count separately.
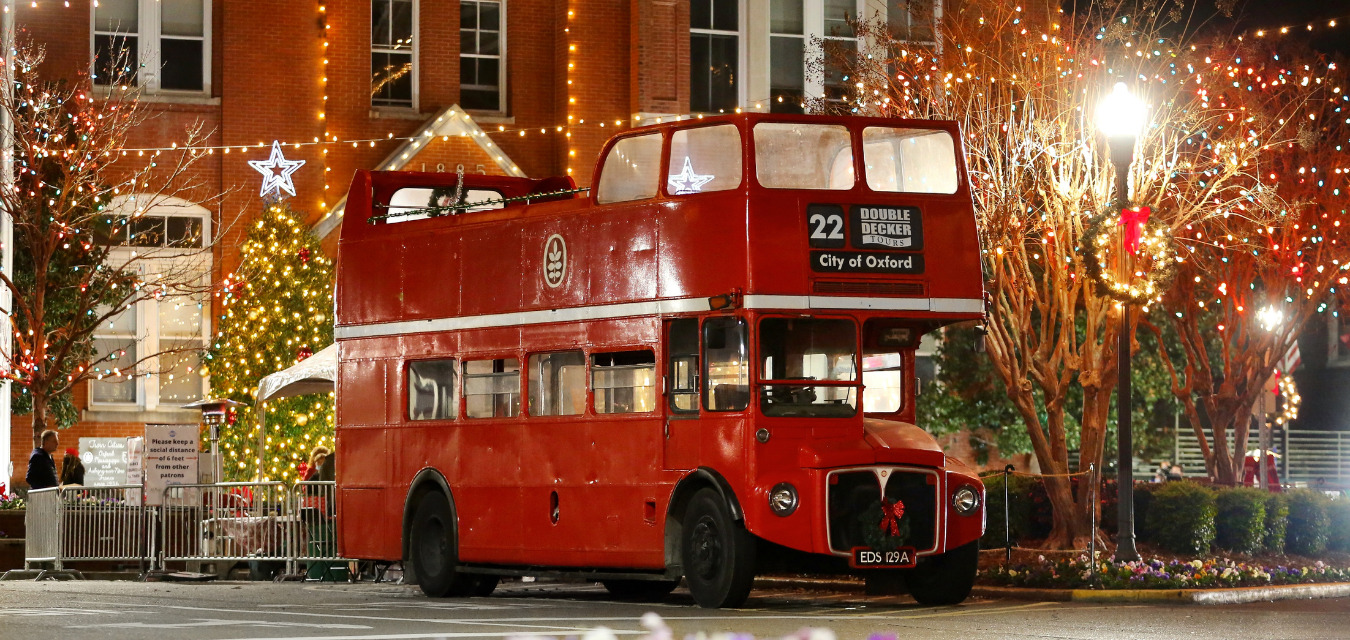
[459,0,506,113]
[90,0,212,95]
[689,0,748,114]
[372,0,420,109]
[90,196,213,412]
[746,0,937,112]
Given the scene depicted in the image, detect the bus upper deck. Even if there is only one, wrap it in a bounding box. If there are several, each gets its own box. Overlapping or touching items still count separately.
[336,113,984,336]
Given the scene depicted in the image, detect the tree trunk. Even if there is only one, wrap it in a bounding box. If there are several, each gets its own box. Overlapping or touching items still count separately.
[1042,475,1093,550]
[29,392,49,449]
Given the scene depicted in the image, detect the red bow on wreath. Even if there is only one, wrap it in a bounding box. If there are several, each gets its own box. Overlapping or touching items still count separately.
[1118,206,1151,254]
[879,497,906,536]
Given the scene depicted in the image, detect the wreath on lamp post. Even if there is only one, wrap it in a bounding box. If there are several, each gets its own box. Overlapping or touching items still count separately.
[1080,205,1179,304]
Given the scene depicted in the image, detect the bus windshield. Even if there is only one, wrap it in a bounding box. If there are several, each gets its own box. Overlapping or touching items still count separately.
[758,317,858,418]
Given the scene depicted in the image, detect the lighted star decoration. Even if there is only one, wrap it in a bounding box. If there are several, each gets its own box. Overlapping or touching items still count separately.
[248,140,306,198]
[667,157,715,195]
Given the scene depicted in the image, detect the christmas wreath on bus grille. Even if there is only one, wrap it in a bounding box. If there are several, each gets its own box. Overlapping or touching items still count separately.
[859,498,911,552]
[1080,205,1179,304]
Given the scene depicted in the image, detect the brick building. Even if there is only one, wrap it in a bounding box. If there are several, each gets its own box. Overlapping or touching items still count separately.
[6,0,934,486]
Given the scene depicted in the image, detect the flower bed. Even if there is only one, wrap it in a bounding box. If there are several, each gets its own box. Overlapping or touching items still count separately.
[982,554,1350,590]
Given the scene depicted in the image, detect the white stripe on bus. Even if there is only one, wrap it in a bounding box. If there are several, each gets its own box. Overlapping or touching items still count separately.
[334,295,984,340]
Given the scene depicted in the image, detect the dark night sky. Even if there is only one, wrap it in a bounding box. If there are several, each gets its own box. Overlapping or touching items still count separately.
[1061,1,1350,56]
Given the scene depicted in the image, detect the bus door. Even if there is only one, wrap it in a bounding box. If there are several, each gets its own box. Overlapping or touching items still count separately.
[664,318,700,470]
[688,316,751,473]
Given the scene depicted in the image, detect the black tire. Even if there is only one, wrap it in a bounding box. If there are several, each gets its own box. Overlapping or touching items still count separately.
[473,576,500,597]
[601,579,679,601]
[410,490,477,597]
[681,488,756,608]
[905,541,979,606]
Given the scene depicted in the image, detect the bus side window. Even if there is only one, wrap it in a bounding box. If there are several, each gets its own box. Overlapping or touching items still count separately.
[408,359,457,420]
[668,319,699,413]
[592,351,656,414]
[464,358,521,418]
[528,351,586,416]
[703,317,749,412]
[596,133,663,204]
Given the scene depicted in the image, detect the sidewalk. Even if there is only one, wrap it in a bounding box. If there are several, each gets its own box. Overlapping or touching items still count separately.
[753,575,1350,605]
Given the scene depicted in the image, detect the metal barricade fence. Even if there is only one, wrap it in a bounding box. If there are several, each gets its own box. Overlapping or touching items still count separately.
[291,481,349,579]
[159,482,293,572]
[17,481,350,578]
[21,486,150,571]
[22,488,60,568]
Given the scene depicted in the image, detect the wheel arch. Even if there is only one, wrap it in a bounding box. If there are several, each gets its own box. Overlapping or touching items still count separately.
[663,467,744,572]
[402,467,456,579]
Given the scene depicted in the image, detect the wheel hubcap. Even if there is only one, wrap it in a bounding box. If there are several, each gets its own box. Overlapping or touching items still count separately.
[690,516,723,581]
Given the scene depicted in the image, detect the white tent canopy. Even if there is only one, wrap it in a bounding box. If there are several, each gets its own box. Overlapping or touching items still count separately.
[257,343,337,401]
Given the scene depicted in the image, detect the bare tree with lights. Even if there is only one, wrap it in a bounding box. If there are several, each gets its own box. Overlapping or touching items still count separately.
[1,41,221,447]
[1148,49,1350,484]
[837,1,1315,547]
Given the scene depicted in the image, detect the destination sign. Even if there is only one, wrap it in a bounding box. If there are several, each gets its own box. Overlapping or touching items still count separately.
[850,205,923,250]
[810,250,924,275]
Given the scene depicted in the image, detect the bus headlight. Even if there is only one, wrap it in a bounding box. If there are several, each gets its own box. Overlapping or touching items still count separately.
[769,483,798,516]
[952,485,981,516]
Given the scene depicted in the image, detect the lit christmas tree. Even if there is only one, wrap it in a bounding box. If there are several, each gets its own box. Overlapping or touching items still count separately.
[206,202,334,482]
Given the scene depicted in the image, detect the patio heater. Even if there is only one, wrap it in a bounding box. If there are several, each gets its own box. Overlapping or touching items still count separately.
[183,398,242,485]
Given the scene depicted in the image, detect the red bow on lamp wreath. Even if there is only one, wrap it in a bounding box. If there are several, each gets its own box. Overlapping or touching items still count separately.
[1081,205,1179,305]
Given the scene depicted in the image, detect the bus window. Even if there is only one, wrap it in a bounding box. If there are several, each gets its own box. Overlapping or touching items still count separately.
[528,351,586,416]
[758,318,857,418]
[703,317,749,412]
[753,122,854,190]
[862,319,921,413]
[384,187,503,221]
[408,359,457,420]
[668,318,699,413]
[862,127,958,194]
[667,124,742,195]
[596,133,664,204]
[592,351,656,414]
[862,353,904,413]
[464,358,521,418]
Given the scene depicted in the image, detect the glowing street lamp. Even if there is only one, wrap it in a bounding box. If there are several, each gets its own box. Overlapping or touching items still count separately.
[1097,82,1147,563]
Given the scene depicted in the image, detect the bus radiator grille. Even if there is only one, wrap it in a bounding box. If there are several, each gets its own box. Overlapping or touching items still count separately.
[826,469,938,555]
[812,280,926,296]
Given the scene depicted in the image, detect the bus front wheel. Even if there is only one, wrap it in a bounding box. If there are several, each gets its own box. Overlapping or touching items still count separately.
[410,490,477,597]
[681,488,756,608]
[905,541,979,606]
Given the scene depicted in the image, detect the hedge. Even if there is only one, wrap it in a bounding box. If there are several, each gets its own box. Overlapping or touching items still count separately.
[980,473,1039,548]
[1142,481,1217,554]
[1285,489,1331,556]
[1262,493,1289,553]
[1329,498,1350,553]
[1214,487,1267,554]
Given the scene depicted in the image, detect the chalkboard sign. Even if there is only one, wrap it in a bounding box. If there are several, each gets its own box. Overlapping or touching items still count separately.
[79,437,130,486]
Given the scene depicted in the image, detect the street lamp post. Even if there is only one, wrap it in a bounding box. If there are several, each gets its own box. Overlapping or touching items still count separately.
[1098,82,1146,562]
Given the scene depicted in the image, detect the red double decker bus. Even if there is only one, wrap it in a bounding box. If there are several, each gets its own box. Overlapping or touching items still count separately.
[334,113,986,608]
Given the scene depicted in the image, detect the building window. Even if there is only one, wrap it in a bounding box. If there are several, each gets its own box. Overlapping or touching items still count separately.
[690,0,740,114]
[460,0,503,112]
[90,199,212,410]
[372,0,416,108]
[93,0,209,93]
[886,0,936,43]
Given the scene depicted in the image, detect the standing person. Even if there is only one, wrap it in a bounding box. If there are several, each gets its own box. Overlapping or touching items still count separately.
[26,430,59,490]
[60,449,86,486]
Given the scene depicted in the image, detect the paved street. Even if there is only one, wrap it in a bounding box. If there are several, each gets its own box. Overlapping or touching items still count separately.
[0,579,1347,640]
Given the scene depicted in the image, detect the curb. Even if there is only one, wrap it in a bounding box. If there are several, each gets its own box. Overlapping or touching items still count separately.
[756,576,1350,605]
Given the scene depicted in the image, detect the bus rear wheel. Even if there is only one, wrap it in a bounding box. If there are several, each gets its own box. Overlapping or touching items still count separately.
[681,488,756,608]
[905,541,978,606]
[410,490,477,597]
[601,579,679,601]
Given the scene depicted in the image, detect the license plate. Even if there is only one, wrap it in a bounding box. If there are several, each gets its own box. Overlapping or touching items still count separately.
[850,546,917,569]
